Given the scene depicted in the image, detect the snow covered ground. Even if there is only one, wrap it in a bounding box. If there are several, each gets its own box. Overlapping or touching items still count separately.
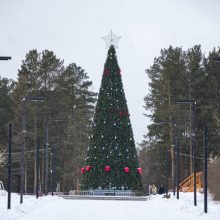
[1,191,220,220]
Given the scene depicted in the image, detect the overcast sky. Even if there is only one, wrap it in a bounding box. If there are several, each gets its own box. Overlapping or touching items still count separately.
[1,0,220,144]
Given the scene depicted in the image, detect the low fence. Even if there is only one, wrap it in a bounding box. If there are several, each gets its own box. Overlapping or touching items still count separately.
[69,190,94,196]
[69,190,138,197]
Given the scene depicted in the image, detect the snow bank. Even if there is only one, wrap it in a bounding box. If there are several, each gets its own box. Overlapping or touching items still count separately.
[0,192,220,220]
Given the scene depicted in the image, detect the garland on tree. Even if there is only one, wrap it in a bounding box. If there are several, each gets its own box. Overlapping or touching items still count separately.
[81,45,143,190]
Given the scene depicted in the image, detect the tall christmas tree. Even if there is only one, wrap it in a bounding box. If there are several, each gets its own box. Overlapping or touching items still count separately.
[82,31,142,190]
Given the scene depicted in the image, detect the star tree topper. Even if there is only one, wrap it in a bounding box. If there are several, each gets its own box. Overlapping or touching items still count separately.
[102,30,121,49]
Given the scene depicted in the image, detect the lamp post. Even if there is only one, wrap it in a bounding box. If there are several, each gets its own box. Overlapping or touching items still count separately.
[7,123,12,209]
[201,56,220,212]
[157,121,177,195]
[20,98,26,204]
[0,56,11,60]
[174,99,197,206]
[20,96,45,204]
[200,56,220,211]
[36,136,40,199]
[45,119,63,195]
[176,139,180,199]
[165,145,168,196]
[50,146,55,196]
[204,125,208,213]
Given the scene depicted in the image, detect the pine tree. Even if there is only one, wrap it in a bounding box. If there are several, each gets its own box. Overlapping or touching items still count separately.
[55,63,96,191]
[0,77,14,141]
[82,45,142,190]
[144,46,189,183]
[10,49,96,193]
[142,45,220,188]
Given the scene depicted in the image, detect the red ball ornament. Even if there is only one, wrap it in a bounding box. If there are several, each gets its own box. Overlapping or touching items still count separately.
[80,167,85,173]
[104,69,109,76]
[86,165,91,171]
[137,167,142,174]
[124,167,129,173]
[119,110,123,116]
[105,165,111,172]
[117,69,121,75]
[126,111,129,116]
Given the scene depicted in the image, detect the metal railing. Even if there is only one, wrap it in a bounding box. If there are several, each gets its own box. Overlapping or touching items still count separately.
[68,190,137,197]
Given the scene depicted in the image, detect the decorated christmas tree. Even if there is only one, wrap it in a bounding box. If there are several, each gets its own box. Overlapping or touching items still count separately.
[82,31,142,190]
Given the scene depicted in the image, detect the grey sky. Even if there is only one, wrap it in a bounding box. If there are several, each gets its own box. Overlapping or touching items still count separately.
[1,0,220,144]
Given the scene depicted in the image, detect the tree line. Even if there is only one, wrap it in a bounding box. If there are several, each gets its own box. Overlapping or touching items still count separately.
[1,45,220,194]
[0,49,96,193]
[139,45,220,190]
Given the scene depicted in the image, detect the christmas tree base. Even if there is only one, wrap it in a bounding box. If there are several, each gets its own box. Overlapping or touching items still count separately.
[64,189,146,198]
[59,193,148,201]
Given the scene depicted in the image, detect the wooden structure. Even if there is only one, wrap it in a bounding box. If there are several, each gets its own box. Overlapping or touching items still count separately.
[179,172,203,192]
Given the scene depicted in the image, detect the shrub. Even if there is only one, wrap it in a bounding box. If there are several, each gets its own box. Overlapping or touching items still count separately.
[208,156,220,200]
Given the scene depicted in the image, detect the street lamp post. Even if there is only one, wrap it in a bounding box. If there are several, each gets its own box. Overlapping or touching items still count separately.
[50,146,55,196]
[176,139,180,199]
[45,119,63,195]
[45,120,49,194]
[157,121,177,195]
[0,56,11,60]
[173,123,177,196]
[165,145,169,196]
[7,123,12,209]
[201,56,220,212]
[174,99,197,206]
[36,137,40,199]
[20,98,27,204]
[20,96,45,204]
[192,102,197,206]
[204,125,208,213]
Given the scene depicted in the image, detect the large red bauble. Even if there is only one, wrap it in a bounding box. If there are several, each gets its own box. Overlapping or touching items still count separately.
[137,167,142,174]
[81,167,85,173]
[104,69,109,75]
[124,167,129,173]
[105,165,111,172]
[86,165,91,171]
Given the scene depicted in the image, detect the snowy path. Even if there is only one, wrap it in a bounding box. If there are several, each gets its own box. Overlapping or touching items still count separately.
[1,192,220,220]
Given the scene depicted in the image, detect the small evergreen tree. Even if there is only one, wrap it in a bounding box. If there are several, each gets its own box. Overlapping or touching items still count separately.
[82,45,142,190]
